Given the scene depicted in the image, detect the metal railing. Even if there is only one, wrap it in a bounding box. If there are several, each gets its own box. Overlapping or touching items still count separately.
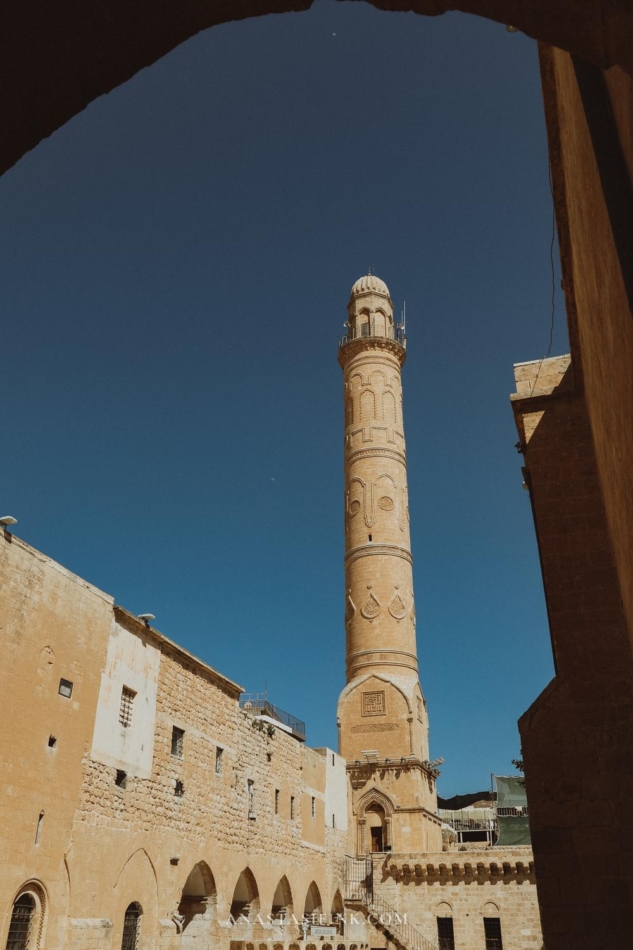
[339,325,406,348]
[239,693,306,740]
[344,857,437,950]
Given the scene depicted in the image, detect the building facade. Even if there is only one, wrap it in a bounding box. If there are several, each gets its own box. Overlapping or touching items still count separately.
[1,276,542,950]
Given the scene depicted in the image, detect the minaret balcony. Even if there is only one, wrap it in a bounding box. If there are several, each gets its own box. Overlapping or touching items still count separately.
[339,325,406,349]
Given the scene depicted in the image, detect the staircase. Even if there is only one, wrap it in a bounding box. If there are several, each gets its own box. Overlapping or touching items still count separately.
[344,856,437,950]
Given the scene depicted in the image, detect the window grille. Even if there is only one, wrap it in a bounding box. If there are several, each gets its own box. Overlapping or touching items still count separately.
[484,917,503,950]
[437,917,455,950]
[171,726,184,758]
[6,893,36,950]
[119,687,136,728]
[121,902,142,950]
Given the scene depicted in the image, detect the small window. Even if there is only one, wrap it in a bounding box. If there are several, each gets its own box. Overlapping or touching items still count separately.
[275,789,280,814]
[6,893,37,950]
[437,917,455,950]
[215,746,223,774]
[331,753,335,766]
[484,918,503,950]
[58,678,73,698]
[311,796,316,819]
[35,811,44,845]
[121,901,142,950]
[248,779,255,816]
[332,813,336,829]
[115,770,128,789]
[175,779,184,797]
[171,726,184,758]
[48,735,57,748]
[290,796,295,820]
[119,686,136,728]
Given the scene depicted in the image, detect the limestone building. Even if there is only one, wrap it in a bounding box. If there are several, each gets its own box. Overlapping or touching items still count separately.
[1,275,542,950]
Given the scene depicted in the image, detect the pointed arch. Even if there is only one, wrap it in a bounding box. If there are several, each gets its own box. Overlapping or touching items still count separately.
[360,389,376,423]
[357,786,396,819]
[383,391,396,425]
[331,890,345,935]
[337,673,414,720]
[178,861,217,936]
[303,881,322,920]
[230,868,260,921]
[7,881,48,950]
[271,875,293,921]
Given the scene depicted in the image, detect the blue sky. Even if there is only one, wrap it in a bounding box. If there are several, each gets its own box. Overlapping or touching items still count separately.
[1,1,567,795]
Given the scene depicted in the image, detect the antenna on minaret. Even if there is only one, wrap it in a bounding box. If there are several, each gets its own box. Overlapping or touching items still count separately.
[400,301,406,332]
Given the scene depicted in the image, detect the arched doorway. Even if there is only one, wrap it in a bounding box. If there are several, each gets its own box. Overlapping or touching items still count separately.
[271,876,293,922]
[303,882,322,924]
[230,868,260,923]
[365,803,387,853]
[177,861,217,944]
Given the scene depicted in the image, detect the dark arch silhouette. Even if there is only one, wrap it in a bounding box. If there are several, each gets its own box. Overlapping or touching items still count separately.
[1,1,629,176]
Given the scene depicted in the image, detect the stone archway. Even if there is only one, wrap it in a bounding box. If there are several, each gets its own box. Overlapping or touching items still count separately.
[1,1,630,176]
[177,861,217,945]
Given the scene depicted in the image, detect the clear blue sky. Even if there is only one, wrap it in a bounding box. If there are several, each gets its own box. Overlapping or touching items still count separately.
[1,1,567,796]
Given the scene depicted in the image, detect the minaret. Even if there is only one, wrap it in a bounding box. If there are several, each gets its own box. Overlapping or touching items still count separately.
[337,274,442,855]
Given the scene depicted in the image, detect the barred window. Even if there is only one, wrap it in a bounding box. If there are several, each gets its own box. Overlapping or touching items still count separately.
[121,902,142,950]
[6,893,36,950]
[171,726,184,758]
[119,687,136,728]
[437,916,455,950]
[484,917,503,950]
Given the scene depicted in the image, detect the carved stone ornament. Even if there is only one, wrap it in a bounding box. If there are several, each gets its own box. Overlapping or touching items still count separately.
[345,592,356,623]
[411,598,417,627]
[388,591,407,621]
[349,499,361,516]
[378,495,394,511]
[361,592,381,621]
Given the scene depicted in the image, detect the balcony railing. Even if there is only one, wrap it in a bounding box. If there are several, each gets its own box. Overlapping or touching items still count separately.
[239,693,306,741]
[340,324,406,348]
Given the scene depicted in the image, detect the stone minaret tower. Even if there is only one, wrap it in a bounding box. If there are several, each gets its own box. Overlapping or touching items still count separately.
[337,274,442,855]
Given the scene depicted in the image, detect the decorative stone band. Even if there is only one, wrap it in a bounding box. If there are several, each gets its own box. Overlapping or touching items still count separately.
[338,336,406,370]
[347,654,419,675]
[345,543,413,566]
[383,852,536,885]
[345,447,407,466]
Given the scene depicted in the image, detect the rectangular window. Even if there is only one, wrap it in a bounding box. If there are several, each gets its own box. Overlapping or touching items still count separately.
[332,753,335,766]
[171,726,184,758]
[215,746,223,774]
[248,780,255,817]
[332,813,336,829]
[58,678,73,699]
[290,796,295,820]
[484,918,503,950]
[115,769,128,789]
[275,789,280,814]
[119,686,136,728]
[311,796,316,818]
[437,917,455,950]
